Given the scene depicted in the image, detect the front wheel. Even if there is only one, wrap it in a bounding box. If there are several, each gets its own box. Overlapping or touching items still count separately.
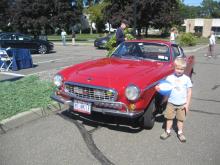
[138,98,156,129]
[38,44,47,54]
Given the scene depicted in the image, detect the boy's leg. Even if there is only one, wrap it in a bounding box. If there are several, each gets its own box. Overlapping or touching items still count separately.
[160,103,175,140]
[177,120,184,134]
[176,107,187,142]
[166,119,173,133]
[177,120,186,142]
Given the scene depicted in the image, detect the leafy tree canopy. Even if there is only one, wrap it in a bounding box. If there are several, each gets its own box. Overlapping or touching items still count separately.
[5,0,83,35]
[103,0,182,36]
[85,1,110,33]
[0,0,10,31]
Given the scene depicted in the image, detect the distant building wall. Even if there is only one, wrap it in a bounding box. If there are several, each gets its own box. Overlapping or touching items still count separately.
[184,19,220,37]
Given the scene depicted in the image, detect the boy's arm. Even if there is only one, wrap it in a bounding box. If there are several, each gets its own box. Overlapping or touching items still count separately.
[185,87,192,112]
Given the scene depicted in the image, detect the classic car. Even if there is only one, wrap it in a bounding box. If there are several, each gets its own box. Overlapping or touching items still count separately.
[51,40,194,129]
[0,32,54,54]
[94,33,114,49]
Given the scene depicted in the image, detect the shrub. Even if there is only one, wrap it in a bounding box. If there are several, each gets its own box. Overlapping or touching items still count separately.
[194,32,202,38]
[106,28,135,57]
[179,32,196,46]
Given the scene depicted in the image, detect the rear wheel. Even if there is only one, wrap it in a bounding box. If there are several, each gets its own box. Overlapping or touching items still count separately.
[38,44,47,54]
[138,98,156,129]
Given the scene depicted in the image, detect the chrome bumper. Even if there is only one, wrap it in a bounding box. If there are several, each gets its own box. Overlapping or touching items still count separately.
[51,93,144,118]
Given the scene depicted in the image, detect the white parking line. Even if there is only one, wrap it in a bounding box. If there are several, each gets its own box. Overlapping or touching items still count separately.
[0,72,25,77]
[33,56,77,64]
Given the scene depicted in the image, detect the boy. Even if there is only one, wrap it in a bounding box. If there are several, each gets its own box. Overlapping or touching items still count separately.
[156,57,192,142]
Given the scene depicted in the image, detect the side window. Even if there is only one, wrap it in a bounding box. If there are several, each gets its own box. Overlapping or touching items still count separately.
[1,34,12,40]
[171,45,180,59]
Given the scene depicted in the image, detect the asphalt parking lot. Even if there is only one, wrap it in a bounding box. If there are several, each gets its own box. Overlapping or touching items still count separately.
[0,43,220,165]
[0,43,107,82]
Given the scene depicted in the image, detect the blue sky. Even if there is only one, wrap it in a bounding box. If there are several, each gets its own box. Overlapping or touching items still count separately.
[184,0,203,6]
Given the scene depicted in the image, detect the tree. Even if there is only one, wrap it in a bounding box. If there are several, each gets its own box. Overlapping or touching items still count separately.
[0,0,10,31]
[50,0,83,34]
[104,0,182,36]
[7,0,83,35]
[85,1,110,33]
[201,0,220,18]
[179,5,203,19]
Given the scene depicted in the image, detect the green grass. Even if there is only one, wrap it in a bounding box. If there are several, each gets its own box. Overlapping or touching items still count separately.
[0,76,54,121]
[48,33,101,41]
[47,33,216,45]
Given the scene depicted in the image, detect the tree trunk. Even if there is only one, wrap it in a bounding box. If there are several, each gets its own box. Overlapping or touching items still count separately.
[137,27,141,37]
[145,26,149,37]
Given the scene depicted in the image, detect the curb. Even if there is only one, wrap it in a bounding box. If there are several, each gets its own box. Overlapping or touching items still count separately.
[0,103,68,134]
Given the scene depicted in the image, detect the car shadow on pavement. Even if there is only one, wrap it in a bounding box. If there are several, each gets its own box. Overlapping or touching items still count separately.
[60,110,143,133]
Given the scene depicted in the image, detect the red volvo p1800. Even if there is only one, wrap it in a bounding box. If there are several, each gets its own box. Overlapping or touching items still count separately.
[51,40,194,129]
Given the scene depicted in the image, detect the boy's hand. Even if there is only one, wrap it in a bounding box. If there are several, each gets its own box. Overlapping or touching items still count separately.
[184,104,190,113]
[155,85,160,92]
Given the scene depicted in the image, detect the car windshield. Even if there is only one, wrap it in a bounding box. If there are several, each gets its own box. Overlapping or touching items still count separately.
[112,42,170,62]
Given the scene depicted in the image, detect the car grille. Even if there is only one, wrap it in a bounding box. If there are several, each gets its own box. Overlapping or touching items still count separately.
[64,83,117,101]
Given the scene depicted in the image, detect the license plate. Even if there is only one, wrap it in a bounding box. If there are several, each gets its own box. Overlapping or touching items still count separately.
[73,100,91,114]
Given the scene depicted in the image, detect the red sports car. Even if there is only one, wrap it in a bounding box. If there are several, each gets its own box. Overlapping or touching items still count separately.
[51,40,194,129]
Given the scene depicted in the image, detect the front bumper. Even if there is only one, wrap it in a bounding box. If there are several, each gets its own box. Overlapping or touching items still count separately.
[51,93,144,118]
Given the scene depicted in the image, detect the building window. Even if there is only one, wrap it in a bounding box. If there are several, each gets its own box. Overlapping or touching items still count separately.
[211,27,220,37]
[194,26,203,37]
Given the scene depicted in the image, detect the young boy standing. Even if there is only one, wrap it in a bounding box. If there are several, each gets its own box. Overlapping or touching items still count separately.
[159,57,193,142]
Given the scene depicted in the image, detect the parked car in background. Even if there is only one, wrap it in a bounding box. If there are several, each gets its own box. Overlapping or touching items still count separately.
[51,40,194,129]
[94,33,114,49]
[0,32,54,54]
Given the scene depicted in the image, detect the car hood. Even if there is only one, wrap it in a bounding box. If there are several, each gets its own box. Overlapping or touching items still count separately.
[60,57,167,90]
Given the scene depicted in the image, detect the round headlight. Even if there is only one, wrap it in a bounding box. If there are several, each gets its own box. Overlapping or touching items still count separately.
[54,74,63,87]
[125,85,140,101]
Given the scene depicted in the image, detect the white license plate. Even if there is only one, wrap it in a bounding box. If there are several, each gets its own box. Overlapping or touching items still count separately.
[73,100,91,114]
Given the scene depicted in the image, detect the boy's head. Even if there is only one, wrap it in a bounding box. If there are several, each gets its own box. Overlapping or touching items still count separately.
[174,57,186,77]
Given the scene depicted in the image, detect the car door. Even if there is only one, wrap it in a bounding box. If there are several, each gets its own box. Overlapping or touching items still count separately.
[0,34,18,48]
[15,34,36,51]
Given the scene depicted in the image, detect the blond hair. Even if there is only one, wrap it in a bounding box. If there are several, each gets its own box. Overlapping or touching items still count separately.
[174,57,187,68]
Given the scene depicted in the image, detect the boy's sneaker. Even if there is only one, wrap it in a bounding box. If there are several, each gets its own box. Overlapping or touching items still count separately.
[160,131,171,140]
[178,133,186,143]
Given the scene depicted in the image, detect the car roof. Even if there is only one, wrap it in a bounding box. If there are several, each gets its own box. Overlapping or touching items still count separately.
[126,39,172,46]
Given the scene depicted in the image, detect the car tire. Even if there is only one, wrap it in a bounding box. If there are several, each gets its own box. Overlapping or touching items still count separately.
[138,98,156,129]
[38,44,47,54]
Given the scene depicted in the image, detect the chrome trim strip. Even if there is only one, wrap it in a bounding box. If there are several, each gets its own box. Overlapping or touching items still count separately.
[143,77,167,92]
[64,81,118,101]
[50,93,143,118]
[60,90,122,107]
